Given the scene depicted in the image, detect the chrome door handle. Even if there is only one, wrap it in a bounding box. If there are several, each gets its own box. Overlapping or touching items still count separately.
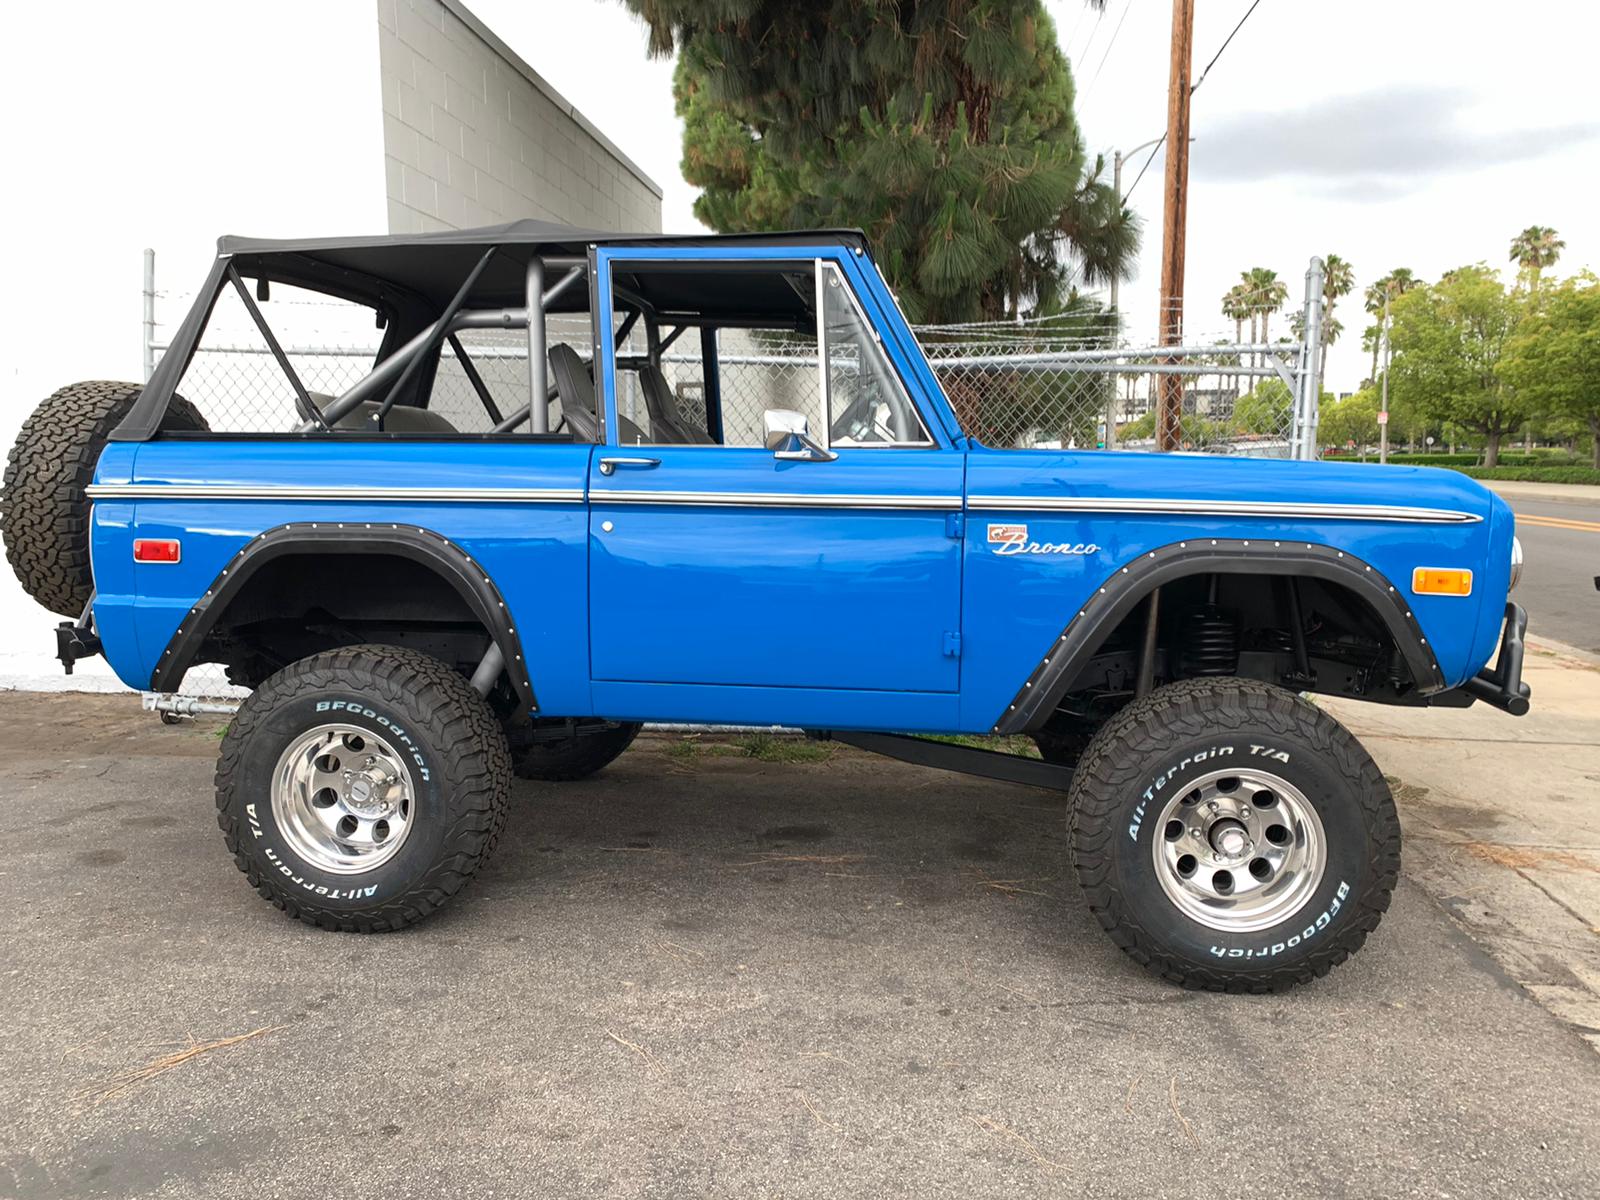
[598,456,661,476]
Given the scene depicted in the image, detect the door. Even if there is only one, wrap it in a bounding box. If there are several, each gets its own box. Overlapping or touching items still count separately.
[586,250,965,699]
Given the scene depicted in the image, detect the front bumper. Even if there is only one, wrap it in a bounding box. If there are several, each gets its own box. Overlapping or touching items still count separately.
[1460,602,1531,716]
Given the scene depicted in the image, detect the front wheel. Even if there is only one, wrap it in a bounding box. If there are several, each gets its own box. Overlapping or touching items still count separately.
[215,644,512,931]
[1067,677,1400,992]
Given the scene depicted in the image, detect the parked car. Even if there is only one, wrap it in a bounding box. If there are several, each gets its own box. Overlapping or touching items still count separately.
[1,221,1529,991]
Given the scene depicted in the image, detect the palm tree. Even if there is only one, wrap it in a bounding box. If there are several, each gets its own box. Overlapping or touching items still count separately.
[1320,254,1355,351]
[1509,225,1564,289]
[1242,267,1288,343]
[1221,283,1251,401]
[1363,268,1421,381]
[1361,324,1381,386]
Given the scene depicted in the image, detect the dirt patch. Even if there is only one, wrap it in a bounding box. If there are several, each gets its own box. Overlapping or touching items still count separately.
[1461,841,1599,874]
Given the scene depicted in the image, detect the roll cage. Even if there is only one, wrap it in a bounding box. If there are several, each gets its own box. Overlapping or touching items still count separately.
[109,219,940,447]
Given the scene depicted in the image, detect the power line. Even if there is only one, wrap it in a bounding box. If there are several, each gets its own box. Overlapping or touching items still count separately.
[1122,134,1165,202]
[1062,4,1091,58]
[1192,0,1263,95]
[1121,0,1266,201]
[1081,0,1133,101]
[1071,5,1108,66]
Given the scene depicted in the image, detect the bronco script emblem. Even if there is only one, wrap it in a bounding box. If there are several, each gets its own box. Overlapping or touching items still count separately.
[987,523,1099,557]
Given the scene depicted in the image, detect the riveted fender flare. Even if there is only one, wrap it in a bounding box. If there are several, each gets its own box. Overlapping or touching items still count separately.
[992,538,1445,734]
[148,522,536,713]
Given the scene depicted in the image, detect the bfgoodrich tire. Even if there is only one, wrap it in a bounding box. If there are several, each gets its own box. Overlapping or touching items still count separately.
[1,380,207,616]
[1068,677,1400,993]
[215,645,512,932]
[508,719,641,782]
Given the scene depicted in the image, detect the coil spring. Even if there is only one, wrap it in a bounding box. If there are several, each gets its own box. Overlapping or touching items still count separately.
[1176,604,1240,677]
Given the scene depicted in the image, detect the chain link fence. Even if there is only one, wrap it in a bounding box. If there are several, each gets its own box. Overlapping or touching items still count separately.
[147,260,1320,700]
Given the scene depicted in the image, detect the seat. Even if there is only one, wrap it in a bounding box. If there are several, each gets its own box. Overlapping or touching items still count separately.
[638,367,714,444]
[547,343,647,444]
[330,399,459,434]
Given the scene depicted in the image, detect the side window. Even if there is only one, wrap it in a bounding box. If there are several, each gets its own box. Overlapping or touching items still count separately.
[820,263,932,446]
[430,330,530,433]
[711,325,824,448]
[172,281,383,432]
[604,258,930,448]
[167,265,597,438]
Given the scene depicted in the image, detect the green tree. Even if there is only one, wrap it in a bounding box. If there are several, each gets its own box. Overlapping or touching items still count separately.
[1509,225,1565,290]
[625,1,1137,323]
[1235,378,1292,437]
[1389,265,1526,467]
[1320,387,1381,452]
[1503,272,1600,468]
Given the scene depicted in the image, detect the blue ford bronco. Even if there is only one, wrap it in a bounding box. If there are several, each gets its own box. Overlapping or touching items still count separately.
[2,221,1529,991]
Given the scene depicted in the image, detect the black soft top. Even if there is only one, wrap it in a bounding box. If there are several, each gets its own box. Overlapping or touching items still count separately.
[222,219,870,312]
[111,221,870,442]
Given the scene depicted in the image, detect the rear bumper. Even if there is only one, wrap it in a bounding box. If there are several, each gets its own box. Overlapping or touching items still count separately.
[1459,602,1531,716]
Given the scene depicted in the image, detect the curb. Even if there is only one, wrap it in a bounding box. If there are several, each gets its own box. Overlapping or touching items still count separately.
[1526,634,1600,669]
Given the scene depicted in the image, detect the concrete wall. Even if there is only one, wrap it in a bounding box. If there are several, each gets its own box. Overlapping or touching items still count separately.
[377,0,663,234]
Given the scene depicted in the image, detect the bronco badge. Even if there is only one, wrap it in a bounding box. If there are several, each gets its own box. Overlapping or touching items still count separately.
[987,523,1099,557]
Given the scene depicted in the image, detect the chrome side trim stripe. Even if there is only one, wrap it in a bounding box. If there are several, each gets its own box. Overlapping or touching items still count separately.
[86,484,586,504]
[87,485,1476,523]
[591,490,961,510]
[965,495,1483,524]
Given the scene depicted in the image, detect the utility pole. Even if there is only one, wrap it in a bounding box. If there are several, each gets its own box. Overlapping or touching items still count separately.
[1378,290,1391,464]
[1155,0,1195,452]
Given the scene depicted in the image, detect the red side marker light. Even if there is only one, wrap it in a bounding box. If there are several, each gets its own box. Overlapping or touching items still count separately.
[133,538,182,563]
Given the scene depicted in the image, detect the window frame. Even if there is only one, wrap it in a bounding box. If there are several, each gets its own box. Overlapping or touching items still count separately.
[593,247,952,451]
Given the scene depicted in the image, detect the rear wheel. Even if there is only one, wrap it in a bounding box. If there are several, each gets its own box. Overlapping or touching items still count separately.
[214,644,512,931]
[508,719,641,782]
[2,380,206,615]
[1067,677,1399,992]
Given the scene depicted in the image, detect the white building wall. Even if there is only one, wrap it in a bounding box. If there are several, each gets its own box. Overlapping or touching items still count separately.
[377,0,663,234]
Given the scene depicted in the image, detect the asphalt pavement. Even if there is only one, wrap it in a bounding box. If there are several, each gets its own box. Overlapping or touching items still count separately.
[1492,483,1600,654]
[3,692,1598,1199]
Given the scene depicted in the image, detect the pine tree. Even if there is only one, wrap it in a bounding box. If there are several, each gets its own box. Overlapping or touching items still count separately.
[621,1,1138,323]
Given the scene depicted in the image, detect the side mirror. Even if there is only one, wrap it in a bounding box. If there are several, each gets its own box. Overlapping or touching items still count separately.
[763,409,837,462]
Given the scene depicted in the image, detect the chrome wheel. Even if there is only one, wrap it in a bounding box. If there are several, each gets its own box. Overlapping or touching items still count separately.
[271,724,415,874]
[1151,767,1326,933]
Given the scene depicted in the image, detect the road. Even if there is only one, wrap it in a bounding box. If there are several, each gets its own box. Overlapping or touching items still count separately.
[1499,487,1600,654]
[3,692,1598,1199]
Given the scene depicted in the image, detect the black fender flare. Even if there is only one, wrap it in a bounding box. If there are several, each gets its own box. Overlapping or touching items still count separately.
[993,538,1445,734]
[148,521,536,712]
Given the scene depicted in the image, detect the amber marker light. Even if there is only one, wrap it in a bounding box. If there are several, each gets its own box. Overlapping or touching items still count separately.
[1411,567,1472,596]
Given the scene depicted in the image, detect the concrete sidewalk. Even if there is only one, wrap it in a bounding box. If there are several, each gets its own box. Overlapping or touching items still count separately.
[1323,640,1600,1052]
[1486,479,1600,506]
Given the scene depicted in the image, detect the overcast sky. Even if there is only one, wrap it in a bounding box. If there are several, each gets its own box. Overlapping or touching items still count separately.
[474,0,1600,392]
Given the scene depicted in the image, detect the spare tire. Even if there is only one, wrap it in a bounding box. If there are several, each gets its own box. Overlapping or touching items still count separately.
[2,381,207,616]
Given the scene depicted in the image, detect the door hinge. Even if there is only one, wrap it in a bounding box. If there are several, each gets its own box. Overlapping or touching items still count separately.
[942,631,962,658]
[945,512,965,539]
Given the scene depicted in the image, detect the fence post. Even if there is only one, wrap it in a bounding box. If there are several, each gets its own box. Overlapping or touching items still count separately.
[1294,257,1325,460]
[142,248,156,384]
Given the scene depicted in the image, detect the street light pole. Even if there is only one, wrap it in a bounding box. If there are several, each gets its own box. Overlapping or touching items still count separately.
[1378,290,1391,463]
